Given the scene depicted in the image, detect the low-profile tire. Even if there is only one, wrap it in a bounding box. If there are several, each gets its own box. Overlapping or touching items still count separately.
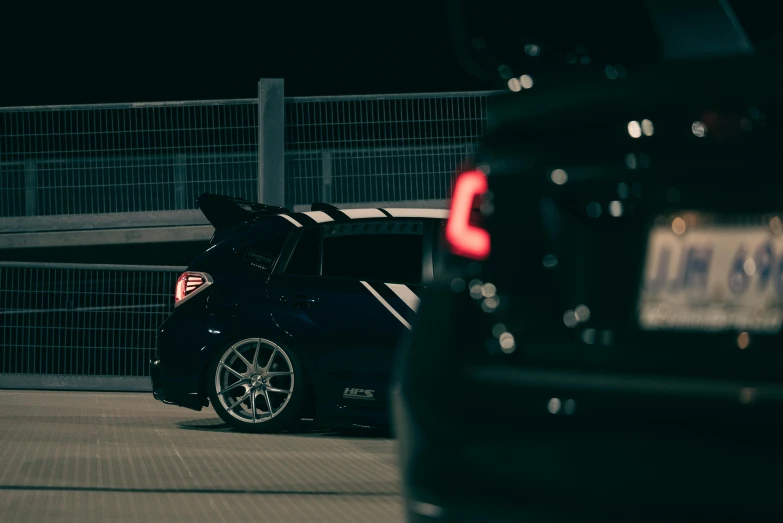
[207,337,305,433]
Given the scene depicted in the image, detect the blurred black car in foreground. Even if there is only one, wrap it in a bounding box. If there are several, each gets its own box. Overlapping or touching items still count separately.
[392,53,783,522]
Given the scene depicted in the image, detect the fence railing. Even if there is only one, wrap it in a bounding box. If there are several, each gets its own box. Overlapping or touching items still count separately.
[0,87,498,390]
[0,153,259,217]
[284,92,493,206]
[1,89,496,217]
[285,143,477,207]
[0,99,261,217]
[0,262,182,389]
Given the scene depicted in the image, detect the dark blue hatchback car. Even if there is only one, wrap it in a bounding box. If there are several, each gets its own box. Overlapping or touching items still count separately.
[150,193,448,432]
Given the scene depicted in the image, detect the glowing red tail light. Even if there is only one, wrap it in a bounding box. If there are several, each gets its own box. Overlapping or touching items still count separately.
[445,170,490,260]
[174,271,213,306]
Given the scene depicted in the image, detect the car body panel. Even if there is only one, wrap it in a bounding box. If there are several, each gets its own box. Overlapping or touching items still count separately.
[265,273,422,409]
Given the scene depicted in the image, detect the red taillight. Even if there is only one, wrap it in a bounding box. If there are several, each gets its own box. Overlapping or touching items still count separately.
[446,170,490,260]
[175,271,212,306]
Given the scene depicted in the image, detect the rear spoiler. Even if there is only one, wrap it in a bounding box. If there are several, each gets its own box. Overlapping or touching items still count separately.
[196,193,291,230]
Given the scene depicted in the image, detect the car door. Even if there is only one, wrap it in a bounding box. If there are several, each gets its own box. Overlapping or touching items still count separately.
[265,218,431,408]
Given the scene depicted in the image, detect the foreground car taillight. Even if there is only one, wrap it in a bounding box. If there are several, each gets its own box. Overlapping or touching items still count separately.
[445,170,490,260]
[174,271,213,306]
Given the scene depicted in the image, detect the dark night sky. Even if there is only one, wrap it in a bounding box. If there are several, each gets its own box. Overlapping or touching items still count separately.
[0,1,777,107]
[0,0,485,106]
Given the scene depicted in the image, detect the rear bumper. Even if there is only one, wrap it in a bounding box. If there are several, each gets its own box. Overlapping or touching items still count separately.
[149,357,204,410]
[395,378,783,522]
[394,288,783,522]
[150,308,223,411]
[150,358,164,401]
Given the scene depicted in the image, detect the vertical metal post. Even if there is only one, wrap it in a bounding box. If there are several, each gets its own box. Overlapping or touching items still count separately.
[321,150,332,204]
[173,153,187,209]
[24,160,38,216]
[257,79,285,207]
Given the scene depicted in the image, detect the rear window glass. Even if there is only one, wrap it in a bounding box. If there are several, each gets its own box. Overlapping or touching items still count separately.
[236,217,293,271]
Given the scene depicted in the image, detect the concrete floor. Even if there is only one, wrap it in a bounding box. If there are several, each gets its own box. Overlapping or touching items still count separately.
[0,391,402,522]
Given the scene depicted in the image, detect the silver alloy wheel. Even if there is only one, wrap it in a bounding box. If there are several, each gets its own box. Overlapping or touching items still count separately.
[215,338,295,424]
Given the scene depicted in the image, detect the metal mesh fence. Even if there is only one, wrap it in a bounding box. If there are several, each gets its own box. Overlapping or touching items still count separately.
[284,92,494,206]
[1,91,497,218]
[0,262,182,377]
[0,90,498,389]
[0,101,259,217]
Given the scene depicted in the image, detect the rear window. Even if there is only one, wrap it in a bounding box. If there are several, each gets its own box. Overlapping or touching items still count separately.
[235,217,293,271]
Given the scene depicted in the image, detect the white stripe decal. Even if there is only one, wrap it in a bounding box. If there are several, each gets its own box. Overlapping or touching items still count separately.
[360,281,412,330]
[384,208,449,219]
[341,209,386,219]
[385,283,420,312]
[279,214,303,227]
[304,211,334,223]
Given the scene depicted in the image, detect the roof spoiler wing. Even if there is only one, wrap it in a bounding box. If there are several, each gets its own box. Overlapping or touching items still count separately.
[197,193,291,230]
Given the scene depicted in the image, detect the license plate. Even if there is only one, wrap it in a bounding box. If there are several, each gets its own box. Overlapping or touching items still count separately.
[638,215,783,333]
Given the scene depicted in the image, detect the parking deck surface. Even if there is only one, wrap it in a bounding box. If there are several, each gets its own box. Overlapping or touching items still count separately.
[0,391,401,522]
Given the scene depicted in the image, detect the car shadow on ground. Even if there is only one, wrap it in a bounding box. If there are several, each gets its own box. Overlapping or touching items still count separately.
[176,418,393,439]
